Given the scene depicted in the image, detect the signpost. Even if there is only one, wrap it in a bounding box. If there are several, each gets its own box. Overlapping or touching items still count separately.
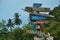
[23,3,53,40]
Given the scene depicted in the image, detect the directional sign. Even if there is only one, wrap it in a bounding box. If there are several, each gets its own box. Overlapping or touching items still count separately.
[31,25,36,29]
[24,7,51,12]
[33,3,42,7]
[24,7,33,12]
[32,30,36,34]
[33,8,51,12]
[31,15,46,21]
[36,20,49,24]
[26,30,32,34]
[36,25,45,30]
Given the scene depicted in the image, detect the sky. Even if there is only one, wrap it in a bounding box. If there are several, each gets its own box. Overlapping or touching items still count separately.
[0,0,60,27]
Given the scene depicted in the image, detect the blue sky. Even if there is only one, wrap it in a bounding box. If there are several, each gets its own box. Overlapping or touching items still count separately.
[0,0,60,27]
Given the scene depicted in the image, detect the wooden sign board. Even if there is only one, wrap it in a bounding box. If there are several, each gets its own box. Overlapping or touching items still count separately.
[24,7,33,12]
[24,7,51,12]
[26,30,36,34]
[26,30,32,34]
[33,8,51,12]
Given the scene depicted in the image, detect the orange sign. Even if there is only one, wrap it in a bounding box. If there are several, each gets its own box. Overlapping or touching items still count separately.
[36,20,49,24]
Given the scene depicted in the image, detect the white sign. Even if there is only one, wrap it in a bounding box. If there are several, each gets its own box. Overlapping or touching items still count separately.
[47,33,54,40]
[34,36,43,40]
[47,36,53,40]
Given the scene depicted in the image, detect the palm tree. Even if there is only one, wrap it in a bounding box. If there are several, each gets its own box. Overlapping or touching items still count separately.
[14,13,22,27]
[0,19,7,33]
[7,19,14,32]
[0,19,8,40]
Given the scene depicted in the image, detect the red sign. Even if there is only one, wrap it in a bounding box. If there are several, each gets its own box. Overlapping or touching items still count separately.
[37,25,45,30]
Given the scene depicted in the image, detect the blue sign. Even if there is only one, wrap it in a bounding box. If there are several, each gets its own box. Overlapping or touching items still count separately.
[32,30,36,34]
[31,15,46,21]
[33,3,42,7]
[31,25,36,29]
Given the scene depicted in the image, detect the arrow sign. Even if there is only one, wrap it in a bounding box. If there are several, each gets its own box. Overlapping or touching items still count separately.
[31,15,46,21]
[33,8,51,12]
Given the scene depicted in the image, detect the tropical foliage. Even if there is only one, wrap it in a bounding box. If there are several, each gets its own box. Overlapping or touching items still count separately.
[0,5,60,40]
